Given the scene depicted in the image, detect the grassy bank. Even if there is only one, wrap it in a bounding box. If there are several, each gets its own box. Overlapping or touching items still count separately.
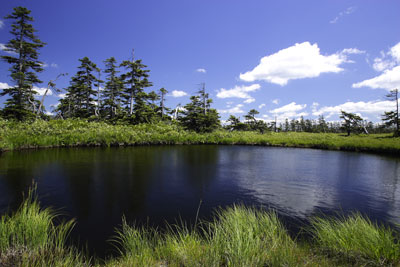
[0,119,399,155]
[1,191,400,266]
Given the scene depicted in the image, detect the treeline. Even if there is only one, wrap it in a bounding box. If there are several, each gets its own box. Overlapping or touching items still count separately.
[0,6,399,136]
[226,110,395,135]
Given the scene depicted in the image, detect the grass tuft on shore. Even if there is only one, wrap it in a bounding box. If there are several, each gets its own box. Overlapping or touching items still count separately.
[311,213,400,265]
[0,186,88,266]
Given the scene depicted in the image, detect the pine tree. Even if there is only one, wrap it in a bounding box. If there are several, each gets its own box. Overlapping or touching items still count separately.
[61,57,99,118]
[120,50,152,118]
[159,87,168,119]
[382,88,399,136]
[179,90,220,133]
[340,110,363,136]
[1,7,45,120]
[102,57,123,119]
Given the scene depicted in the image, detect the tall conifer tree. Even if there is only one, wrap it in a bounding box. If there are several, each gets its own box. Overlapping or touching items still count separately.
[120,50,152,122]
[102,57,123,119]
[1,7,45,120]
[61,57,99,118]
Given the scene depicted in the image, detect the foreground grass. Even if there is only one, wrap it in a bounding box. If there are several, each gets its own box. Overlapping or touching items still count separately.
[0,118,399,155]
[1,194,400,266]
[0,187,88,266]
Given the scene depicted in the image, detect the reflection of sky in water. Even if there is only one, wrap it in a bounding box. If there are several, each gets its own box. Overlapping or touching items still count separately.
[216,147,400,224]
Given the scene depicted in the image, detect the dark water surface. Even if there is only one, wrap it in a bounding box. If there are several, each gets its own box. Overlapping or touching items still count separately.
[1,145,400,257]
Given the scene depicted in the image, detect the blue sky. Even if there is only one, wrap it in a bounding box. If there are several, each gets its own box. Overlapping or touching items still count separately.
[0,0,400,122]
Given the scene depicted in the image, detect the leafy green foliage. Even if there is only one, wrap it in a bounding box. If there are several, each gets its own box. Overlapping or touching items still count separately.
[0,7,45,121]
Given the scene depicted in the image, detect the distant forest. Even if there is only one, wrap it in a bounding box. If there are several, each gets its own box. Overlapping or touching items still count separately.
[1,6,399,135]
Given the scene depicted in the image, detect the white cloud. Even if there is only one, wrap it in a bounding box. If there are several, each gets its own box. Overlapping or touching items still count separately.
[58,93,67,98]
[33,86,52,96]
[51,63,58,68]
[0,82,11,90]
[269,102,308,120]
[218,104,245,114]
[352,65,400,91]
[258,103,266,109]
[243,98,255,104]
[272,99,279,105]
[0,43,17,55]
[312,100,395,120]
[239,42,354,86]
[196,68,206,73]
[216,84,260,99]
[311,102,319,113]
[389,42,400,62]
[373,57,396,72]
[330,6,356,24]
[170,90,188,98]
[0,20,4,29]
[45,111,54,116]
[270,102,307,114]
[369,42,400,72]
[353,42,400,91]
[341,48,365,55]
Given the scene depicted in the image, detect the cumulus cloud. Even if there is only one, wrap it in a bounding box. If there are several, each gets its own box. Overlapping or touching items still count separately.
[239,42,357,86]
[243,98,255,104]
[370,43,400,72]
[58,93,67,98]
[216,84,260,100]
[170,90,188,97]
[269,102,308,120]
[353,42,400,91]
[270,102,307,114]
[311,102,320,113]
[0,82,11,90]
[312,100,395,120]
[330,6,356,24]
[0,43,17,55]
[352,66,400,90]
[258,103,266,109]
[33,86,52,96]
[218,104,245,114]
[196,68,206,73]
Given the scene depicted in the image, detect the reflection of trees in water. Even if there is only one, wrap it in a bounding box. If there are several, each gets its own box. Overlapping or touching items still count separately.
[176,145,219,198]
[0,149,64,211]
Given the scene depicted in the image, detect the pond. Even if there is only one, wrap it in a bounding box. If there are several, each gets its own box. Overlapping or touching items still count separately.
[1,145,400,257]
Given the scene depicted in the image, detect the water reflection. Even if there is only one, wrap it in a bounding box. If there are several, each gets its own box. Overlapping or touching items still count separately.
[0,145,400,256]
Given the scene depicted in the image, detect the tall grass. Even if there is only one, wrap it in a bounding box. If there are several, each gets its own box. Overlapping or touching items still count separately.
[0,186,88,266]
[311,213,400,265]
[205,205,298,266]
[0,118,399,155]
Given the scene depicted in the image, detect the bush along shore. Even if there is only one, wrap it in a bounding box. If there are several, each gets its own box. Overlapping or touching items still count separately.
[1,189,400,266]
[0,119,400,156]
